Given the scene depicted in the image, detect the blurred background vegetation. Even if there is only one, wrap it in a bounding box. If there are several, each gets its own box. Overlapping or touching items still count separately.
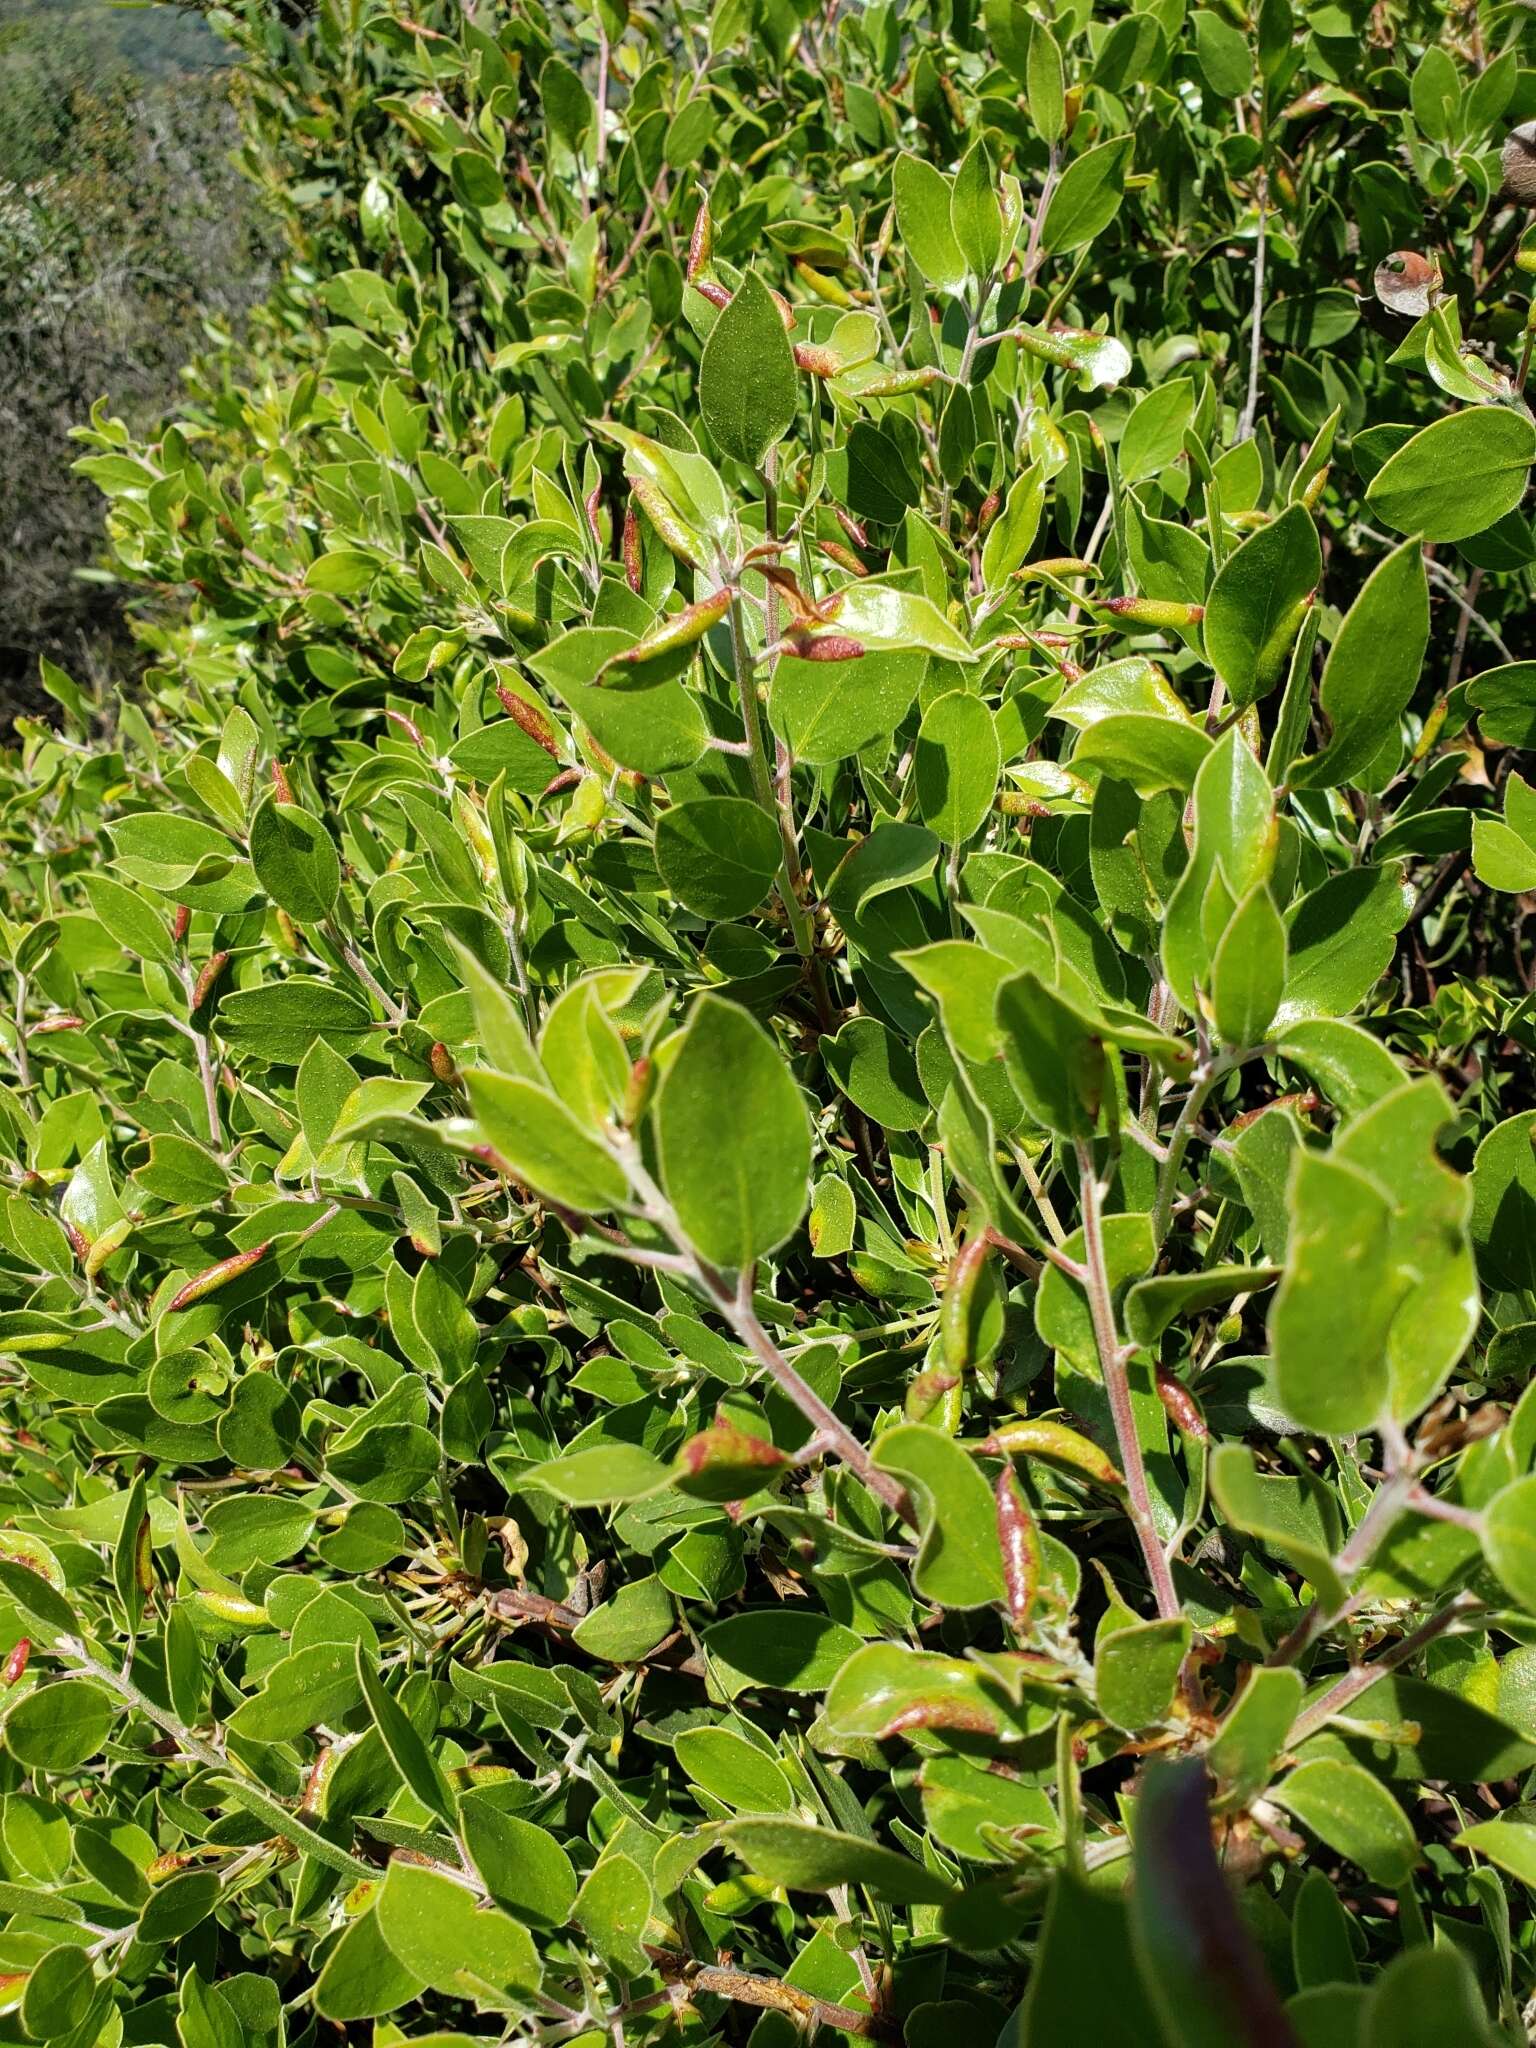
[0,0,271,720]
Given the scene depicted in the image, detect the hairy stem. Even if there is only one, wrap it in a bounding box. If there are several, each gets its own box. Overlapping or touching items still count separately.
[324,918,407,1027]
[612,1136,916,1528]
[720,1267,915,1529]
[58,1634,227,1773]
[1236,170,1267,443]
[1150,1060,1228,1246]
[11,974,29,1093]
[1076,1140,1180,1621]
[726,594,821,983]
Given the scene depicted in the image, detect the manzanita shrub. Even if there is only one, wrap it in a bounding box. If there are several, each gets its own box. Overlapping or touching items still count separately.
[4,0,1536,2038]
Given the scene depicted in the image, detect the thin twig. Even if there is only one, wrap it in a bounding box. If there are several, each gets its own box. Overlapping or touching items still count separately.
[1287,1594,1484,1746]
[11,975,29,1093]
[645,1958,901,2042]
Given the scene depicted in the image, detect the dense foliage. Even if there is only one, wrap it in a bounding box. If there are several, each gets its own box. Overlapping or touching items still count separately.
[3,0,1536,2038]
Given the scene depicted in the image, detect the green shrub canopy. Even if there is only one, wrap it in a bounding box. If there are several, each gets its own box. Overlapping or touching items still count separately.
[3,0,1536,2037]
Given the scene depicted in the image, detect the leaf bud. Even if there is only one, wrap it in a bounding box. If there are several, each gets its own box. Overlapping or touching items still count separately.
[687,188,713,280]
[494,682,563,760]
[979,1417,1124,1489]
[794,260,856,308]
[191,950,231,1013]
[166,1242,272,1315]
[995,1465,1042,1632]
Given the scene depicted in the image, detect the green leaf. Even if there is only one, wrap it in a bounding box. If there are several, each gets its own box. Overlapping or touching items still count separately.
[1021,1875,1168,2045]
[823,581,977,661]
[1207,1666,1306,1806]
[1070,712,1213,795]
[227,1642,362,1743]
[1209,1443,1344,1605]
[4,1679,116,1768]
[702,1610,861,1697]
[177,1968,243,2048]
[1274,862,1414,1025]
[1472,771,1536,893]
[572,1574,675,1660]
[314,1907,426,2022]
[655,795,782,920]
[1095,1619,1190,1731]
[654,993,810,1271]
[1203,504,1320,707]
[1456,1816,1536,1888]
[768,648,926,764]
[1484,1474,1536,1614]
[1472,1111,1536,1293]
[23,1945,99,2039]
[699,270,797,468]
[0,1555,79,1642]
[980,466,1045,588]
[1161,728,1275,1014]
[725,1818,956,1904]
[1330,1077,1477,1422]
[1467,660,1536,749]
[461,1795,578,1927]
[915,690,1000,845]
[1209,883,1287,1045]
[950,137,1002,278]
[1362,1945,1503,2048]
[521,1444,670,1506]
[463,1070,630,1215]
[1041,137,1132,254]
[542,666,708,776]
[356,1643,458,1828]
[1194,9,1253,94]
[217,980,375,1063]
[995,969,1107,1139]
[573,1854,653,1975]
[674,1727,796,1812]
[1291,538,1429,788]
[1275,1758,1419,1884]
[893,152,967,295]
[139,1870,221,1945]
[374,1860,540,2005]
[823,1017,929,1131]
[1299,1672,1535,1783]
[1269,1150,1400,1435]
[872,1422,1007,1609]
[1124,1264,1278,1347]
[1410,43,1460,142]
[1026,17,1065,142]
[1365,407,1536,543]
[248,796,341,923]
[824,1640,1021,1743]
[1119,379,1196,485]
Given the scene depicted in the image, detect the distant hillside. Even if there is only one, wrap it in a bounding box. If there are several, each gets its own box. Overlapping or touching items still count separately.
[0,0,268,718]
[0,0,228,78]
